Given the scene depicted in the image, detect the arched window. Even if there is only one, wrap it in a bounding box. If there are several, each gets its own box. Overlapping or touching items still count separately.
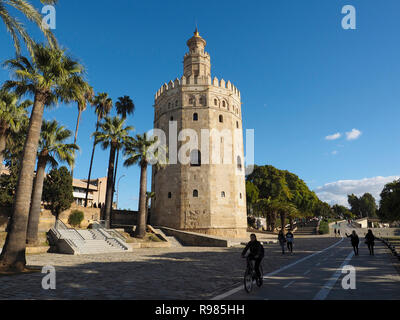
[222,101,226,108]
[170,116,174,121]
[189,97,194,104]
[190,150,201,166]
[240,193,243,199]
[175,100,178,107]
[236,121,239,129]
[168,192,172,199]
[193,113,198,121]
[193,190,199,198]
[219,115,223,123]
[214,99,218,106]
[221,191,226,198]
[237,156,242,170]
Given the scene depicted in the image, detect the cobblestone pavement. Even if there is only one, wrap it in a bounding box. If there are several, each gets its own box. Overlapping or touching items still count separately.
[0,237,341,300]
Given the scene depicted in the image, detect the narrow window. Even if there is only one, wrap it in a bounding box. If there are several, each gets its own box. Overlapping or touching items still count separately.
[175,100,178,107]
[219,115,223,123]
[170,116,174,121]
[221,191,226,198]
[237,156,242,170]
[190,150,201,166]
[168,192,172,199]
[214,99,218,106]
[240,193,243,199]
[222,101,226,108]
[193,113,198,121]
[193,190,199,198]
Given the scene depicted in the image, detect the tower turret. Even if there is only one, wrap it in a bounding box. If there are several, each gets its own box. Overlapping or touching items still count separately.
[183,28,211,79]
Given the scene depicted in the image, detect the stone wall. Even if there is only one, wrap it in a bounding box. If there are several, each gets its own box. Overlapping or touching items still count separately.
[0,204,100,232]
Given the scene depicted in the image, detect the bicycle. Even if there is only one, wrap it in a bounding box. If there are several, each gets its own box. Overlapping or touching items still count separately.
[243,257,264,293]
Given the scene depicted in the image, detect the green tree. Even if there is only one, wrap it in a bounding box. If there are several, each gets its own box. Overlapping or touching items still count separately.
[84,92,113,207]
[93,116,133,229]
[0,0,57,55]
[359,193,377,218]
[124,133,166,238]
[0,44,85,272]
[0,88,30,165]
[246,181,259,215]
[348,194,362,218]
[42,166,74,227]
[378,179,400,222]
[332,204,353,219]
[26,120,78,245]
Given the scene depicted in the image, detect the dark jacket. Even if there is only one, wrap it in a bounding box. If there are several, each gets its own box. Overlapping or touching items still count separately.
[346,234,359,245]
[242,240,264,258]
[365,233,375,244]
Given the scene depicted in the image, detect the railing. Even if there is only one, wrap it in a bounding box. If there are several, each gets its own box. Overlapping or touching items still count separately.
[56,219,85,241]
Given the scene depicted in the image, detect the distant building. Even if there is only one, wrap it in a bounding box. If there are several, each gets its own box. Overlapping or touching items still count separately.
[73,177,107,208]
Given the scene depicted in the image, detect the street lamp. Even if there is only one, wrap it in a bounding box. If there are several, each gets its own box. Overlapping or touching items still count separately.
[116,175,126,209]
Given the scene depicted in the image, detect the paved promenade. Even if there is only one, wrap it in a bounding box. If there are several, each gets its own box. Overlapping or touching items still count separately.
[216,223,400,300]
[0,237,339,300]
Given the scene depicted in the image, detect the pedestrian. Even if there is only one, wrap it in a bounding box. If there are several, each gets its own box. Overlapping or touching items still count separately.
[278,230,286,254]
[337,229,341,237]
[286,230,294,253]
[365,229,375,256]
[334,228,337,237]
[346,231,360,255]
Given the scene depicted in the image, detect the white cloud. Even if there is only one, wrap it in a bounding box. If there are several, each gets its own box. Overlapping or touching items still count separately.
[346,128,362,141]
[325,133,341,141]
[315,175,400,207]
[331,150,338,155]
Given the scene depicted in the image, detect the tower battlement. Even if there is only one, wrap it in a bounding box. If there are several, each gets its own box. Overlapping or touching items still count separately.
[154,76,241,102]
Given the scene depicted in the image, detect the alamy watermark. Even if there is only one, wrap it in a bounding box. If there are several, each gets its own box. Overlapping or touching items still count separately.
[145,124,255,176]
[342,5,356,30]
[41,5,56,30]
[341,265,356,290]
[41,265,56,290]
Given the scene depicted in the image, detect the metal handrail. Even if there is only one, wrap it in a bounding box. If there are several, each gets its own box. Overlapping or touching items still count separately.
[56,219,86,241]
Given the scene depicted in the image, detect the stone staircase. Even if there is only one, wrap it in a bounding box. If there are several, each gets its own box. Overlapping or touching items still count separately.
[294,220,319,235]
[49,220,131,255]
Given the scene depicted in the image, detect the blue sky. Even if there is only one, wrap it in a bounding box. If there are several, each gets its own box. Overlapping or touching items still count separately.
[1,0,399,209]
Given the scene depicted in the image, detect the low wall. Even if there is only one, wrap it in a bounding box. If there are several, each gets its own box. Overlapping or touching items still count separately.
[354,228,400,238]
[0,204,101,232]
[159,227,231,247]
[112,210,138,226]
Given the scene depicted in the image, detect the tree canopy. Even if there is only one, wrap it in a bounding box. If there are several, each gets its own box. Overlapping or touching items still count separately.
[378,179,400,222]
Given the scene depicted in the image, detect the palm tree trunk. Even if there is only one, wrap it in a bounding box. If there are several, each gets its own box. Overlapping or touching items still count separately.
[280,212,286,232]
[135,163,148,239]
[84,122,99,207]
[0,126,7,167]
[104,144,116,229]
[26,157,47,245]
[0,92,46,272]
[112,148,120,194]
[71,108,82,179]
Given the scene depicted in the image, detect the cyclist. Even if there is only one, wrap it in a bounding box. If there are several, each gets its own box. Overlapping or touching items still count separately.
[242,234,264,280]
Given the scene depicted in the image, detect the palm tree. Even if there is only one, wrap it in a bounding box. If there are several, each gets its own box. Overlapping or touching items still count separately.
[26,120,78,245]
[1,0,58,55]
[93,116,133,229]
[0,44,85,272]
[84,92,113,207]
[0,88,31,165]
[124,133,167,238]
[62,77,93,178]
[113,96,135,191]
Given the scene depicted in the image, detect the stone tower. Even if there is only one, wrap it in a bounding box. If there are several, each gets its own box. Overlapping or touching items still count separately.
[150,29,247,239]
